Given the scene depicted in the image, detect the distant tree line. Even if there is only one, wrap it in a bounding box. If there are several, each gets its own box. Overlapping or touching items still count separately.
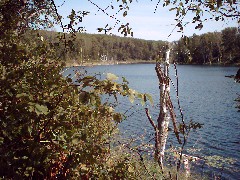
[25,27,240,65]
[172,27,240,65]
[28,30,167,63]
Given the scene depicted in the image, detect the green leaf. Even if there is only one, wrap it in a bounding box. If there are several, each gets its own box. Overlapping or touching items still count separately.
[16,93,28,98]
[6,89,13,97]
[113,113,122,123]
[111,82,119,91]
[145,93,154,106]
[35,104,49,115]
[67,77,72,82]
[122,76,129,84]
[136,93,145,106]
[97,28,103,32]
[0,137,4,144]
[129,95,134,104]
[106,73,118,81]
[123,11,127,17]
[128,165,134,173]
[128,89,136,104]
[72,138,79,145]
[27,126,32,135]
[182,9,186,16]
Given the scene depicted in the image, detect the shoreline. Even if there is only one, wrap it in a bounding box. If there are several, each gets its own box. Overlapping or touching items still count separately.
[65,60,156,67]
[65,60,240,68]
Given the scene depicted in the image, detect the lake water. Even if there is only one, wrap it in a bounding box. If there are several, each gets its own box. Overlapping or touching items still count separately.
[63,64,240,179]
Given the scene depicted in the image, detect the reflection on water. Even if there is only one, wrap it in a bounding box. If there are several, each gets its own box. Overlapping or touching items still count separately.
[64,64,240,179]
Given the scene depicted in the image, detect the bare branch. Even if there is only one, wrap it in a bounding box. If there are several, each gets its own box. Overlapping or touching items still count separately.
[145,108,157,131]
[218,10,240,17]
[166,93,182,144]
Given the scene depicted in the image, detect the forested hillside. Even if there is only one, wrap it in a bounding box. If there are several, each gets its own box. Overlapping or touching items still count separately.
[26,28,240,64]
[27,27,240,65]
[173,27,240,65]
[31,30,167,64]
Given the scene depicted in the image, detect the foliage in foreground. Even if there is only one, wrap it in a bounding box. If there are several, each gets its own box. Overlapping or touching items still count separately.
[0,30,151,178]
[0,1,151,178]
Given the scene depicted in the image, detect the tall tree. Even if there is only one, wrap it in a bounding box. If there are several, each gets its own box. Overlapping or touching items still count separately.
[222,27,240,63]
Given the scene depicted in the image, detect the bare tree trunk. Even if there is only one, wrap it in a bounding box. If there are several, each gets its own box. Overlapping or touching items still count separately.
[157,48,171,166]
[146,47,181,170]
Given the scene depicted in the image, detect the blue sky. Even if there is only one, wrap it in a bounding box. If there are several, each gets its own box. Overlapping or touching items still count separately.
[55,0,238,41]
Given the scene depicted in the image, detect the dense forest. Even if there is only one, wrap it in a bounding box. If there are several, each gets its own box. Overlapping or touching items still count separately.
[173,27,240,65]
[34,27,240,65]
[32,30,167,64]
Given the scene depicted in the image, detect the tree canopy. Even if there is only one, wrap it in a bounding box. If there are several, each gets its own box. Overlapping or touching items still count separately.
[32,30,166,64]
[173,27,240,64]
[28,27,240,65]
